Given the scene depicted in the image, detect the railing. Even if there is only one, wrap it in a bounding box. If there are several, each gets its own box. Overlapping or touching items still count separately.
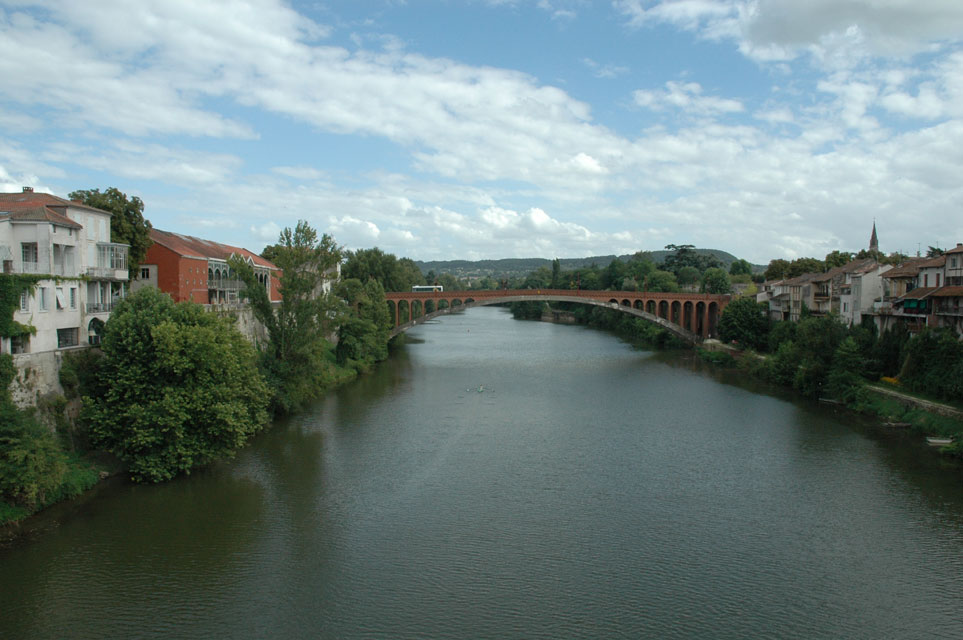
[20,261,40,273]
[86,301,115,313]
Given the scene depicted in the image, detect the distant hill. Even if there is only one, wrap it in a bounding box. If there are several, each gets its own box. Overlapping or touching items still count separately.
[415,249,753,279]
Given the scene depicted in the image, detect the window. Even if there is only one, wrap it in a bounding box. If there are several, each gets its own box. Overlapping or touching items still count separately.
[936,274,941,287]
[141,267,150,279]
[57,328,79,348]
[70,287,77,309]
[39,287,49,311]
[11,335,29,354]
[843,302,849,312]
[56,287,65,310]
[21,242,38,272]
[19,290,28,312]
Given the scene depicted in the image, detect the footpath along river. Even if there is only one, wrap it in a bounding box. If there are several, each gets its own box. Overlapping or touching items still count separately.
[1,306,962,639]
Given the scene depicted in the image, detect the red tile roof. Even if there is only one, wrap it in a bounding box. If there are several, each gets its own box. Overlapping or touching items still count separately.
[902,286,939,299]
[919,255,946,268]
[883,258,927,278]
[945,243,963,255]
[0,191,112,216]
[149,229,278,270]
[0,205,82,229]
[929,286,963,297]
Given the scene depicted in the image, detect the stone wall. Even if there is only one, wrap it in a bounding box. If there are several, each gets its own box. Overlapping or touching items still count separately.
[9,348,76,408]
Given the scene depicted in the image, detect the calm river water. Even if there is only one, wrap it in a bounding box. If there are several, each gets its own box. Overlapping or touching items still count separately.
[2,306,963,639]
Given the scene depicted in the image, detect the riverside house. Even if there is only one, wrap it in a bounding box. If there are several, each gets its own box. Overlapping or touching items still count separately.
[0,187,129,354]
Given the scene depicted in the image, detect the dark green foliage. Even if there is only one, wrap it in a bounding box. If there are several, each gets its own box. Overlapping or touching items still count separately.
[823,250,853,269]
[764,259,790,281]
[645,270,679,293]
[729,259,752,276]
[59,349,105,401]
[509,300,548,319]
[676,266,701,287]
[899,328,963,401]
[700,267,731,294]
[68,187,152,277]
[0,274,43,338]
[718,297,770,350]
[342,247,425,292]
[826,337,865,403]
[698,349,736,367]
[662,244,722,276]
[786,257,825,278]
[83,288,269,482]
[873,325,910,378]
[0,394,68,509]
[335,279,392,367]
[233,221,344,413]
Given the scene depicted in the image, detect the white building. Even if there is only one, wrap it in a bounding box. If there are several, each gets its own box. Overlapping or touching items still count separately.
[0,188,129,355]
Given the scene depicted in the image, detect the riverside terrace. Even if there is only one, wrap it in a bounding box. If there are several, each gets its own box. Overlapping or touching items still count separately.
[384,289,731,343]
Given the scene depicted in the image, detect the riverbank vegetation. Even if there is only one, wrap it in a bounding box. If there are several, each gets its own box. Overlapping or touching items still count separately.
[715,299,963,457]
[2,221,407,521]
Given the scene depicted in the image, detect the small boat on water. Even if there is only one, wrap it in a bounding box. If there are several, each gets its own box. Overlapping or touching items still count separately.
[926,436,954,447]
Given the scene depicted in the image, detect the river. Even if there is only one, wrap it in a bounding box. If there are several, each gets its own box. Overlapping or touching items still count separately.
[2,306,962,639]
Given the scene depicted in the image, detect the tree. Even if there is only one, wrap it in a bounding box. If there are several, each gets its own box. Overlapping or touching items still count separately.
[786,257,824,278]
[232,221,344,413]
[729,258,752,276]
[826,337,865,403]
[824,250,853,269]
[551,258,561,288]
[68,187,152,278]
[676,266,701,287]
[663,244,722,276]
[645,270,679,293]
[335,278,393,367]
[342,248,424,292]
[84,288,269,482]
[764,259,790,281]
[718,297,769,350]
[701,267,731,294]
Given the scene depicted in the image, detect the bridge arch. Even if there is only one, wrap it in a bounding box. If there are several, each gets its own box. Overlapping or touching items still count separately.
[384,289,730,344]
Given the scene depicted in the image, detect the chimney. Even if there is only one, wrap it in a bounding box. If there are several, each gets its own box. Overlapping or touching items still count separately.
[22,186,34,193]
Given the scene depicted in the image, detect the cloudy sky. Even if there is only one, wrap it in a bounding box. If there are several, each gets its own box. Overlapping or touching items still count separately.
[2,0,963,264]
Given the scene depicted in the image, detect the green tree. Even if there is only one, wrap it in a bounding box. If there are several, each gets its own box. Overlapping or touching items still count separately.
[551,258,561,288]
[786,257,824,278]
[663,244,722,276]
[824,250,853,269]
[729,258,752,276]
[718,297,769,350]
[342,248,424,292]
[826,337,865,402]
[701,267,731,294]
[84,288,269,482]
[68,187,152,278]
[764,259,790,281]
[335,278,393,367]
[676,266,701,288]
[232,221,344,413]
[645,270,679,293]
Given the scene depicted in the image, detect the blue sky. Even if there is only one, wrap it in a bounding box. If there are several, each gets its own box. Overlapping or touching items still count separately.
[2,1,963,264]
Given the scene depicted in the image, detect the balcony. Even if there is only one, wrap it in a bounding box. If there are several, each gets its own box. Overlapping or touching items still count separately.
[937,305,963,317]
[86,301,116,314]
[87,243,130,281]
[20,261,40,273]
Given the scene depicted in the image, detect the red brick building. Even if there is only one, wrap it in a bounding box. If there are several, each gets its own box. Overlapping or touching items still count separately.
[136,229,280,304]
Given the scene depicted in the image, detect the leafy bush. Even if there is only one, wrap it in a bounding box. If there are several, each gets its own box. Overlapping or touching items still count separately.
[84,288,270,483]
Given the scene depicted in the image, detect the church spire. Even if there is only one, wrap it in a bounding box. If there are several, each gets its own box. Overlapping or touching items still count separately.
[870,220,879,253]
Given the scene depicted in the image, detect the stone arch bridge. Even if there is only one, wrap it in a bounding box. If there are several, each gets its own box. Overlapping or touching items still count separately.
[384,289,730,344]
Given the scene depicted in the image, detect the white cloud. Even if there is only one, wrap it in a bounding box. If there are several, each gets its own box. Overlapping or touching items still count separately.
[633,81,744,115]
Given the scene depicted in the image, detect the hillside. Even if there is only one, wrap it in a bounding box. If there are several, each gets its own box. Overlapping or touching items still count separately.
[415,249,749,279]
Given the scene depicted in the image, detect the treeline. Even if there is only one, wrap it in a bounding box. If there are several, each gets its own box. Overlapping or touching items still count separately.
[718,297,963,402]
[1,221,420,522]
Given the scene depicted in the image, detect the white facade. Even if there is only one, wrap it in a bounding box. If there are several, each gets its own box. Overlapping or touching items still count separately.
[839,263,892,326]
[0,190,129,355]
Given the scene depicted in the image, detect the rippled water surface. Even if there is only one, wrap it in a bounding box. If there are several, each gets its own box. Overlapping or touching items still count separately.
[2,307,963,639]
